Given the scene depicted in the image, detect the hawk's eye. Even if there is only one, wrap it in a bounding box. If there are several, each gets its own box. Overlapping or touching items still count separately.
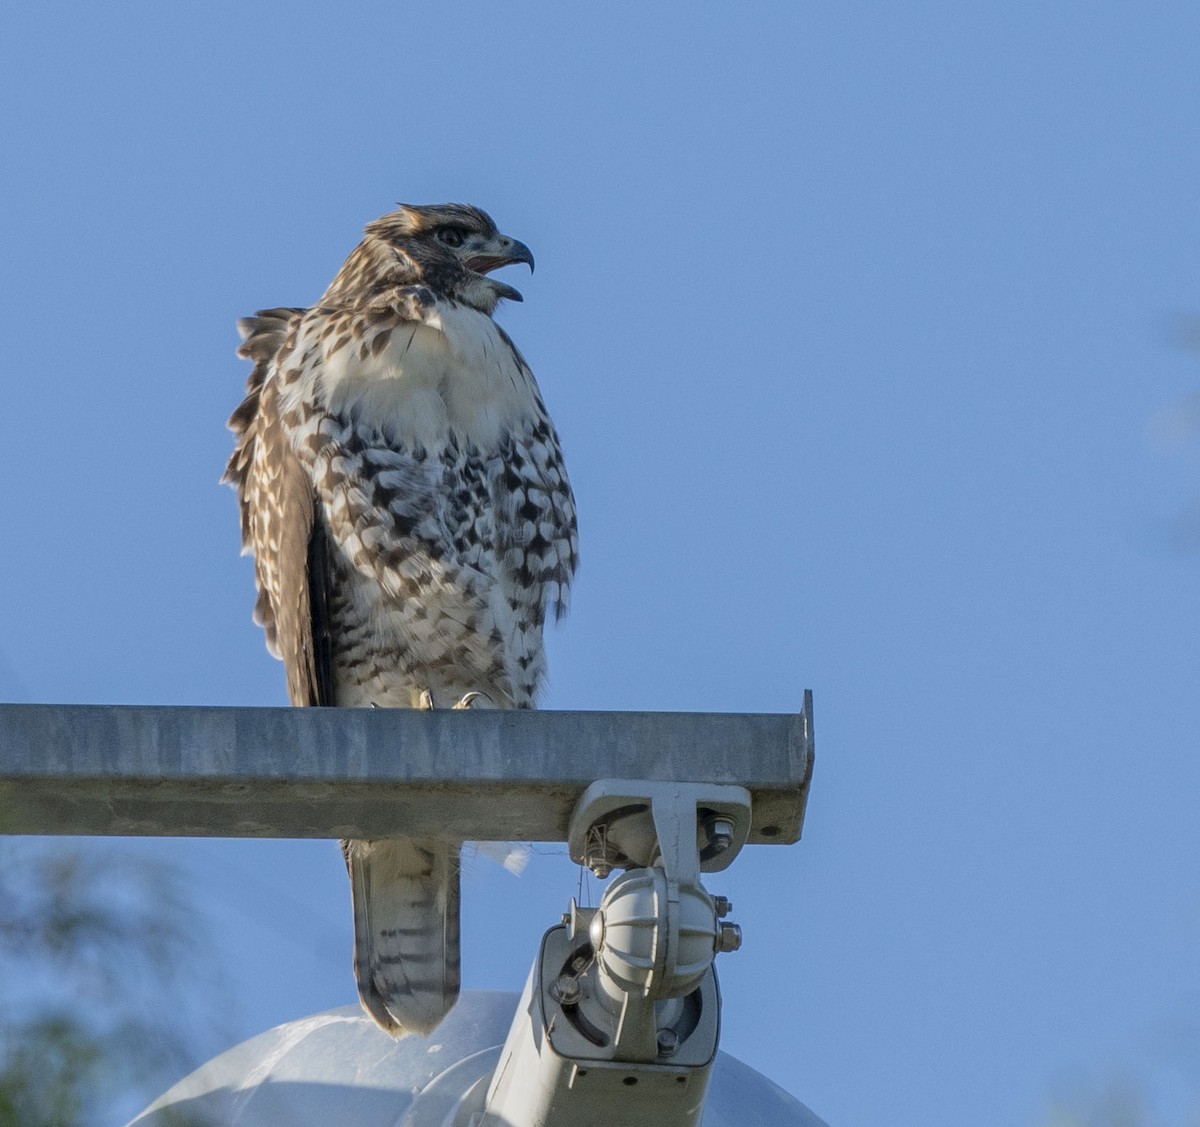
[437,227,467,249]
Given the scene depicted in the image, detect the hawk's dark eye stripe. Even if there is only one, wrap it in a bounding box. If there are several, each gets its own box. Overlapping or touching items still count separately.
[437,227,467,248]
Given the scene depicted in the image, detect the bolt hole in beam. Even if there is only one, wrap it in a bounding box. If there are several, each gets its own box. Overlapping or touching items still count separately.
[0,698,813,843]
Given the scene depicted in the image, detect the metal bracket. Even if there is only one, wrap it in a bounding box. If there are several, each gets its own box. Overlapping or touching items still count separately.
[567,779,753,881]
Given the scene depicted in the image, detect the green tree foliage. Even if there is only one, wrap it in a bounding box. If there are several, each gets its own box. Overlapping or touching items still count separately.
[0,840,220,1126]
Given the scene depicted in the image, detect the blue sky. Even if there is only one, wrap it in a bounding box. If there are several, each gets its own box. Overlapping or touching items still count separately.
[3,2,1200,1123]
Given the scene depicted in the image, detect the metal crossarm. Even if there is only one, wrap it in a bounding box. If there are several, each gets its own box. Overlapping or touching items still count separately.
[0,694,813,843]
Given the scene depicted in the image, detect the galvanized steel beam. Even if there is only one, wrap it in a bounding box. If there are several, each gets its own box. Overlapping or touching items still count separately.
[0,695,813,843]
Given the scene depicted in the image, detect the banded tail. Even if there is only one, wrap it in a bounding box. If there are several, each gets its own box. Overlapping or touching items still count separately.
[343,837,461,1035]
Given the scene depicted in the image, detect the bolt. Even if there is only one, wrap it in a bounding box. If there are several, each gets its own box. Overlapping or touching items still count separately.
[554,974,582,1005]
[712,895,733,917]
[716,922,743,953]
[656,1027,680,1056]
[706,817,735,853]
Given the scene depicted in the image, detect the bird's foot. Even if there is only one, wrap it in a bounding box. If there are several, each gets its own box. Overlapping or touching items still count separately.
[452,691,493,710]
[415,689,492,709]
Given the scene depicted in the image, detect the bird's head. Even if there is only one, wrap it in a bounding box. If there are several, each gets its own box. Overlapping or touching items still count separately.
[321,203,535,313]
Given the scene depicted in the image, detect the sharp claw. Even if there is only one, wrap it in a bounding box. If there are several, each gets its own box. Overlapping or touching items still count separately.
[452,691,492,710]
[417,689,435,710]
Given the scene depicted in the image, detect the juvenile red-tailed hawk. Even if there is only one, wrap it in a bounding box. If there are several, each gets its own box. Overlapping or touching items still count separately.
[224,203,578,1035]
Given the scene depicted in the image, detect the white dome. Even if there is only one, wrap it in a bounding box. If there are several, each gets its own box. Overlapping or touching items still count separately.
[129,992,828,1127]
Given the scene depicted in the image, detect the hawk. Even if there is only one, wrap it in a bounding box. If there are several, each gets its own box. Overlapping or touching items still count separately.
[223,203,578,1035]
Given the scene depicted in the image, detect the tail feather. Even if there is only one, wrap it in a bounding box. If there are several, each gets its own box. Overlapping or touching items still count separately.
[343,837,461,1036]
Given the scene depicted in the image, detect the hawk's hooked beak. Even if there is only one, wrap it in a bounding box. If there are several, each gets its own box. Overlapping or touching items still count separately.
[466,234,534,304]
[465,235,535,277]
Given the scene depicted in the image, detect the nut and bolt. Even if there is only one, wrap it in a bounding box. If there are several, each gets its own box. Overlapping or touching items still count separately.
[554,974,582,1005]
[705,816,735,853]
[656,1027,680,1056]
[716,922,743,953]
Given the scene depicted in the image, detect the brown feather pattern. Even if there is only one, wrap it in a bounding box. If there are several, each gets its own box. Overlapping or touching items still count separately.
[223,204,577,1035]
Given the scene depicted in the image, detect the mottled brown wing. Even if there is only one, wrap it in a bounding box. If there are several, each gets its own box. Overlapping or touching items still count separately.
[493,326,579,627]
[224,308,333,707]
